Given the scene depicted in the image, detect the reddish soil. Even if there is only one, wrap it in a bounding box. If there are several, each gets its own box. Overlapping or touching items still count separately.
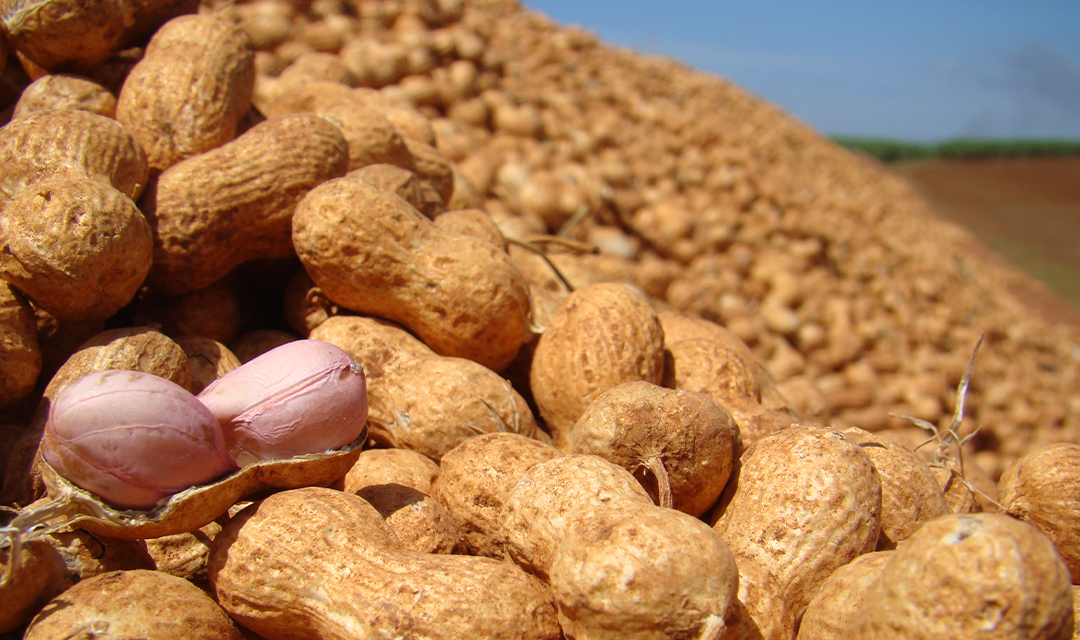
[897,157,1080,329]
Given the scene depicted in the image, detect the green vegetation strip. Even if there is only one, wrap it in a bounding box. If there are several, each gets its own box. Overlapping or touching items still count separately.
[830,137,1080,163]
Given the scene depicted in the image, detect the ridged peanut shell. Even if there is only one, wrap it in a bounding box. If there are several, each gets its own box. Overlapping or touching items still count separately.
[343,447,440,495]
[133,281,242,346]
[795,551,893,640]
[714,426,882,640]
[209,487,561,640]
[0,109,148,202]
[549,505,740,640]
[569,381,737,517]
[116,14,255,172]
[500,454,653,579]
[659,310,789,409]
[356,483,464,554]
[142,115,349,295]
[311,315,539,460]
[174,336,241,395]
[349,162,445,217]
[24,569,243,640]
[0,0,198,72]
[842,427,950,549]
[0,539,65,633]
[0,176,153,321]
[294,178,532,371]
[999,443,1080,582]
[432,432,560,558]
[0,282,40,409]
[530,283,665,448]
[13,73,116,118]
[850,513,1074,640]
[267,82,415,172]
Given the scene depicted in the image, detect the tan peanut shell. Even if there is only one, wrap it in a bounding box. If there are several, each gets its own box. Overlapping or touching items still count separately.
[433,208,506,249]
[144,521,222,584]
[13,73,116,118]
[116,14,255,172]
[267,81,416,171]
[1072,586,1079,640]
[0,0,198,72]
[549,505,740,640]
[500,454,654,579]
[530,283,665,448]
[24,569,243,640]
[658,310,789,409]
[795,551,892,640]
[850,513,1074,639]
[0,176,153,321]
[209,487,561,640]
[294,178,532,371]
[569,381,737,517]
[283,268,339,336]
[999,442,1080,582]
[662,334,795,445]
[714,426,882,640]
[0,109,148,202]
[0,283,40,409]
[356,483,464,554]
[142,114,349,295]
[311,315,540,460]
[343,447,441,495]
[229,329,298,363]
[134,280,242,346]
[403,137,455,203]
[933,464,983,514]
[174,336,241,395]
[0,539,66,633]
[432,432,560,558]
[348,162,445,217]
[501,454,740,639]
[842,427,951,549]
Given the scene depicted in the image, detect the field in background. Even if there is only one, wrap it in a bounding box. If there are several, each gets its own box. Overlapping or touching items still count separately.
[894,156,1080,327]
[832,137,1080,163]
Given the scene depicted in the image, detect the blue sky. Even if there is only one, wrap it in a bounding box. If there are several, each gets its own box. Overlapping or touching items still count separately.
[522,1,1080,142]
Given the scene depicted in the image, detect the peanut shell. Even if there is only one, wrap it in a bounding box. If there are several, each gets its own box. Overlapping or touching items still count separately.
[116,14,255,172]
[850,513,1073,639]
[714,425,882,640]
[295,178,532,371]
[142,114,349,295]
[999,442,1080,582]
[530,283,665,448]
[209,486,561,640]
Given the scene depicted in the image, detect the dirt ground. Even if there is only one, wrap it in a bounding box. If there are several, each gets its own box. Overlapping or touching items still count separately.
[897,157,1080,329]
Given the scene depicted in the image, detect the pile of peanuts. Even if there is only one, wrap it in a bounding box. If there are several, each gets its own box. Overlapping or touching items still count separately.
[1,0,1079,638]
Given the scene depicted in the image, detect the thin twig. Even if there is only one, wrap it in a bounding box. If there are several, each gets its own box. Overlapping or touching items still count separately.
[523,235,599,254]
[556,205,591,238]
[890,333,1003,510]
[506,238,575,293]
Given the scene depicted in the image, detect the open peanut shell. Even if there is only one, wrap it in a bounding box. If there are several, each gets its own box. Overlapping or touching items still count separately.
[30,430,366,540]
